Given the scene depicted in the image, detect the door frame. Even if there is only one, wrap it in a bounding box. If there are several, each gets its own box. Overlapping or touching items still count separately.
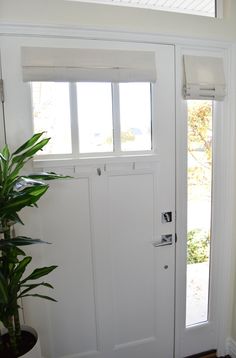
[0,24,235,357]
[175,44,236,357]
[0,54,6,147]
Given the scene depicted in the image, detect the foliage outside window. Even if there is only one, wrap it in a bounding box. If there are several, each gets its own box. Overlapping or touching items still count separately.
[187,100,212,265]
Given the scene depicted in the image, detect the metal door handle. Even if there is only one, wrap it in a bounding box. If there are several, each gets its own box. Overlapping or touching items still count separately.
[152,234,172,247]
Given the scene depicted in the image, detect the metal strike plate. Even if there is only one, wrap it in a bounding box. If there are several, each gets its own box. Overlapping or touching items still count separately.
[161,212,172,223]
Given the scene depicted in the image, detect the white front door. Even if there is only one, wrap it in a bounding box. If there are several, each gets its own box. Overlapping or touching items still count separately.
[0,37,175,358]
[90,158,175,358]
[31,44,176,358]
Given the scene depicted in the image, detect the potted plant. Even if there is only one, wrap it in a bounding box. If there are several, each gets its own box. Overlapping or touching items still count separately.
[0,133,67,357]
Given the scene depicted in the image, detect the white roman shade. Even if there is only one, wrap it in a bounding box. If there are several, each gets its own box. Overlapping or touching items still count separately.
[183,55,226,101]
[21,47,157,83]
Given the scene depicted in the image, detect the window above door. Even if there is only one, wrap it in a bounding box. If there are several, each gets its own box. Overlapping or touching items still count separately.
[22,46,156,159]
[31,81,152,158]
[67,0,221,18]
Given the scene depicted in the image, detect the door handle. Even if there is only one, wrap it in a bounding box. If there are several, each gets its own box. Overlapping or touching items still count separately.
[152,234,173,247]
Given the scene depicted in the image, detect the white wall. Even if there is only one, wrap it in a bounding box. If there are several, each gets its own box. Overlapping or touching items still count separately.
[0,0,236,42]
[1,0,236,347]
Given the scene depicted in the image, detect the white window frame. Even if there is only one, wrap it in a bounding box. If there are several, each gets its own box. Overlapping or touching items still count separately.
[216,0,224,18]
[175,44,235,357]
[30,81,154,161]
[67,0,222,18]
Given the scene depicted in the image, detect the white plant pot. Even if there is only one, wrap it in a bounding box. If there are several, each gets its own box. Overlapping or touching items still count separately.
[2,325,42,358]
[19,325,42,358]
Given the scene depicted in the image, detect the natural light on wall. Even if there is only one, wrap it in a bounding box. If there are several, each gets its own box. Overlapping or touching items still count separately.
[67,0,217,17]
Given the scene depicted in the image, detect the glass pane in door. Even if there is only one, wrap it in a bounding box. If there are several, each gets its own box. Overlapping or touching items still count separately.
[31,82,72,155]
[119,83,152,151]
[186,100,213,326]
[77,82,113,153]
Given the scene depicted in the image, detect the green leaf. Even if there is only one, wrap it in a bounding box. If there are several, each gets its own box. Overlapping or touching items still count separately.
[13,177,45,192]
[21,265,57,284]
[6,161,28,185]
[0,152,7,162]
[28,172,71,181]
[11,256,32,288]
[12,138,50,164]
[0,147,9,180]
[12,132,45,155]
[13,247,26,257]
[20,293,57,302]
[0,237,50,249]
[7,213,24,226]
[19,282,54,296]
[0,185,48,214]
[2,146,10,160]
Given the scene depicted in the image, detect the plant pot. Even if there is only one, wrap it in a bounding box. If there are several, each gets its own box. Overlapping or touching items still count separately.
[19,325,41,358]
[1,325,42,358]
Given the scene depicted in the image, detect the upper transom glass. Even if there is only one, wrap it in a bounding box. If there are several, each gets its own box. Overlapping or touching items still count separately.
[67,0,216,17]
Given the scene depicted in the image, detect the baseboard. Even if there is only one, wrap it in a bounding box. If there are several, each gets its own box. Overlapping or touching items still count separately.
[226,337,236,358]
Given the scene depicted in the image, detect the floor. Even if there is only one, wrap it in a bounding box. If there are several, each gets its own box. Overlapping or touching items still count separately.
[185,352,231,358]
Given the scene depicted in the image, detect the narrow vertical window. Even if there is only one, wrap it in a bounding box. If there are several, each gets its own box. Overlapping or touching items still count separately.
[186,100,212,326]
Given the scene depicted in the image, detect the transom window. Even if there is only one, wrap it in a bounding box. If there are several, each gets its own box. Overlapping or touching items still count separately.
[67,0,218,17]
[31,82,152,157]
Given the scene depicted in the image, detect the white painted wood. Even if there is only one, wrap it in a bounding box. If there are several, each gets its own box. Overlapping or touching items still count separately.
[2,36,175,358]
[175,44,235,357]
[0,53,6,147]
[226,337,236,358]
[0,23,233,50]
[0,26,234,358]
[0,101,5,147]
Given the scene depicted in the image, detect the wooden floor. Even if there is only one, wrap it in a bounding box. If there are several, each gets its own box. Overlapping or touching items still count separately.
[185,350,231,358]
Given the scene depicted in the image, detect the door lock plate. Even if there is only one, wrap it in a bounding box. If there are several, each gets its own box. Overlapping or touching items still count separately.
[161,212,172,223]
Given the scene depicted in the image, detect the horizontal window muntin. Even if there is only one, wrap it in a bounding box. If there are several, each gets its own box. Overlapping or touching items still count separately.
[31,81,153,159]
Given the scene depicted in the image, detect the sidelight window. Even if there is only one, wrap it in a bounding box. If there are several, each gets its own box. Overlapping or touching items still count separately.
[186,100,213,326]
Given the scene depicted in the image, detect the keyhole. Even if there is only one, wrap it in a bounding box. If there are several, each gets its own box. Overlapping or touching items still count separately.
[164,265,168,270]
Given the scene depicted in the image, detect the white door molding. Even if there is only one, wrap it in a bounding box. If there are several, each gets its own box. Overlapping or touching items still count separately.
[175,43,236,357]
[0,25,235,357]
[0,53,6,147]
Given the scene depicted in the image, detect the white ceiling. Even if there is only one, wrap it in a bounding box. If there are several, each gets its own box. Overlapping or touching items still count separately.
[69,0,216,16]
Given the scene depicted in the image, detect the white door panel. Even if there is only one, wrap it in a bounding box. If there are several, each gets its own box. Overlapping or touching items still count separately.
[2,39,175,358]
[105,171,174,358]
[22,178,100,358]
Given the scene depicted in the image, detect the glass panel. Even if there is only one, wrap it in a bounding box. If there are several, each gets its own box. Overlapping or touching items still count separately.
[77,82,113,153]
[66,0,216,17]
[119,83,152,152]
[31,82,72,155]
[186,100,213,327]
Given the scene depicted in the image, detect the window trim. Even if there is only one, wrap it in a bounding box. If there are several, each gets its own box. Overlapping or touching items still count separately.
[31,81,154,161]
[216,0,224,19]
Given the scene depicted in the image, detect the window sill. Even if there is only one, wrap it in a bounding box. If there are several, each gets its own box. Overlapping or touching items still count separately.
[33,153,160,169]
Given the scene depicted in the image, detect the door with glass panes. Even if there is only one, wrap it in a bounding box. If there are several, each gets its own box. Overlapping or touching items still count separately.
[0,39,175,358]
